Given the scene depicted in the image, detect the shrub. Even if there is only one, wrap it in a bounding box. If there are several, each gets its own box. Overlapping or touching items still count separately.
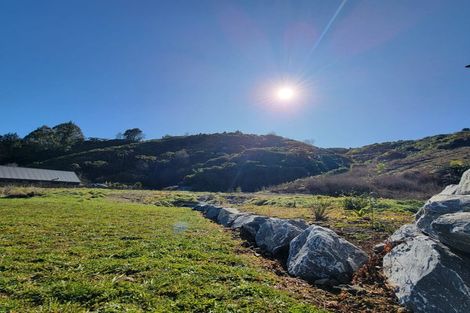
[343,195,372,218]
[343,196,369,211]
[312,202,329,221]
[0,186,43,198]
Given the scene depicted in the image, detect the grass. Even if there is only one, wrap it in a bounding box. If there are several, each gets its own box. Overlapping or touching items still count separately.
[234,194,419,228]
[0,188,325,313]
[226,194,421,251]
[104,189,421,242]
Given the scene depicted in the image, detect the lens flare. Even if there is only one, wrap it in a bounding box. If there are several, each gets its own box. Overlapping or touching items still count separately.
[252,76,316,114]
[276,86,296,101]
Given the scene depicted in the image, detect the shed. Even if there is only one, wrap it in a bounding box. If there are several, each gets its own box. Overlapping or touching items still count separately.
[0,166,80,185]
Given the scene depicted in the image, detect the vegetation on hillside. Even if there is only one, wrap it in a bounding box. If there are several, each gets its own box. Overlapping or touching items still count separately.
[272,129,470,199]
[0,123,349,192]
[1,122,468,197]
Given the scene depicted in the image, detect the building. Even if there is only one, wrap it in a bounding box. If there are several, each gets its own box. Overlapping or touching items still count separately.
[0,165,81,186]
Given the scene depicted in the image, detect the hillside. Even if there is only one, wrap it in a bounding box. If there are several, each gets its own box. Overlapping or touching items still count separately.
[1,123,469,197]
[24,132,350,192]
[272,129,470,198]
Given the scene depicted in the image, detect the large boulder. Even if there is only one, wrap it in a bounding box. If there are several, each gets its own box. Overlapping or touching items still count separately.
[203,205,222,221]
[193,203,211,212]
[255,218,305,256]
[287,225,368,283]
[415,194,470,236]
[437,170,470,195]
[456,169,470,195]
[431,212,470,254]
[383,234,470,313]
[231,214,260,229]
[217,207,245,227]
[415,170,470,236]
[388,223,422,244]
[440,184,459,195]
[240,216,270,241]
[286,219,309,230]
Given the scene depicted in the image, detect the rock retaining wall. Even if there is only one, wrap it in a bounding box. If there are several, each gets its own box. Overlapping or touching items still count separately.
[191,202,368,286]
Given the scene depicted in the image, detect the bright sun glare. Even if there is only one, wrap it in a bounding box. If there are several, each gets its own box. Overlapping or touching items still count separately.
[276,86,296,101]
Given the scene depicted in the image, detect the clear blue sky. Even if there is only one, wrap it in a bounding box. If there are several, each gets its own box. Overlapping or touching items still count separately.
[0,0,469,147]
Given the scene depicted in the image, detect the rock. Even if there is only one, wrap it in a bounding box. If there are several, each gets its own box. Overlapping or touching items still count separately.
[216,207,244,227]
[240,216,270,241]
[440,184,459,195]
[287,225,368,283]
[231,214,259,229]
[414,169,470,231]
[287,219,309,230]
[373,243,385,254]
[388,224,422,244]
[431,212,470,254]
[383,234,470,313]
[255,218,305,256]
[416,194,470,233]
[203,205,222,221]
[456,169,470,195]
[415,194,470,236]
[193,204,211,212]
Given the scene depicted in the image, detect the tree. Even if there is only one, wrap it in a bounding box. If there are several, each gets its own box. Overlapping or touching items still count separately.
[0,132,21,145]
[0,133,22,162]
[53,122,84,147]
[123,128,144,142]
[24,126,57,149]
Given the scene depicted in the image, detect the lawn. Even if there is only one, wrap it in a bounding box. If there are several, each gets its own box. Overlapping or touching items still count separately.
[0,189,324,313]
[102,189,421,253]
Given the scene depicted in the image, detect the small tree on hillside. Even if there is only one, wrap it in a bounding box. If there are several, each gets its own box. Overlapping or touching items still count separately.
[24,126,57,149]
[53,122,85,147]
[123,128,144,142]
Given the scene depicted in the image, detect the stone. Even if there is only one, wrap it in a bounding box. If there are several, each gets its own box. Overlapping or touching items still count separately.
[434,169,470,196]
[415,194,470,236]
[383,234,470,313]
[255,218,305,256]
[287,219,309,230]
[456,169,470,195]
[373,243,386,254]
[388,224,422,244]
[440,184,459,195]
[231,214,259,229]
[216,207,244,227]
[431,212,470,254]
[203,205,222,221]
[239,216,270,242]
[287,225,368,283]
[193,204,211,212]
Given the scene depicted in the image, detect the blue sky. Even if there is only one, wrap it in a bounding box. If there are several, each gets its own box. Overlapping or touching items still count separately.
[0,0,469,147]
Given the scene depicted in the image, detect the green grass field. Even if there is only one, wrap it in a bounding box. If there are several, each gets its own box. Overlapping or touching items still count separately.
[0,189,325,313]
[0,187,422,312]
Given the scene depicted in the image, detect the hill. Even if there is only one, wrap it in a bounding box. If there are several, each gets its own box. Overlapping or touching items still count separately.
[1,130,349,192]
[1,123,469,197]
[272,129,470,198]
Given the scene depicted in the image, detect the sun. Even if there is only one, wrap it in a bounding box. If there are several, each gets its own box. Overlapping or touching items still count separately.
[276,86,296,101]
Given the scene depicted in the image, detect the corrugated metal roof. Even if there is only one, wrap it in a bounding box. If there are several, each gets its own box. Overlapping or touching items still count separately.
[0,166,80,183]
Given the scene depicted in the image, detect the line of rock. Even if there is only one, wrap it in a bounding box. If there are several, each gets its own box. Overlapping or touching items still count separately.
[192,203,369,286]
[381,169,470,313]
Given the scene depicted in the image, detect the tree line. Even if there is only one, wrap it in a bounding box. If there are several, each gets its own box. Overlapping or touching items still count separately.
[0,122,144,165]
